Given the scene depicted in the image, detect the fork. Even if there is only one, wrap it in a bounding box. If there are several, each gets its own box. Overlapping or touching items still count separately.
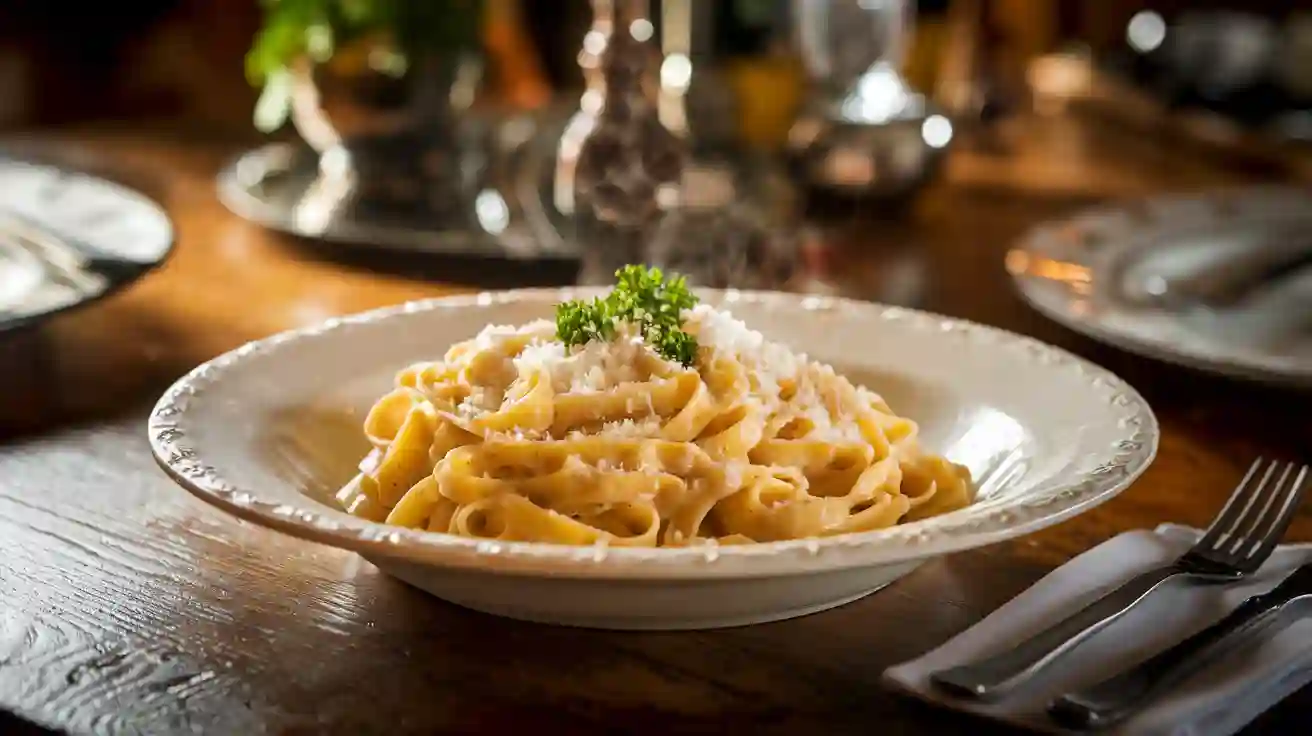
[0,211,129,295]
[930,457,1309,701]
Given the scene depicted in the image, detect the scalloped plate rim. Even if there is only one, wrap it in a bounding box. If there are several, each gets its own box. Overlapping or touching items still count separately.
[148,288,1158,580]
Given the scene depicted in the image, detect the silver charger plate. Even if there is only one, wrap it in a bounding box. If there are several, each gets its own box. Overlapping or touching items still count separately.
[1008,186,1312,387]
[216,112,579,263]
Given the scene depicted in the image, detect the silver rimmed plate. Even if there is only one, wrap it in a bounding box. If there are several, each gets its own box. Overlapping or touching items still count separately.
[1009,187,1312,388]
[148,290,1156,630]
[216,111,579,262]
[0,156,174,333]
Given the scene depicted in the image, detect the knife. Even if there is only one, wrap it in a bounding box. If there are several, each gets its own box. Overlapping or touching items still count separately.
[1048,560,1312,730]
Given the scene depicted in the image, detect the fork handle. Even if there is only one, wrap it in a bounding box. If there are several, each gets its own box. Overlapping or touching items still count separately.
[929,565,1183,701]
[1049,586,1311,729]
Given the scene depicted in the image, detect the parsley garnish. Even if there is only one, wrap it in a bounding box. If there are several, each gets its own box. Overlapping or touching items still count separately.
[555,296,616,346]
[556,265,700,366]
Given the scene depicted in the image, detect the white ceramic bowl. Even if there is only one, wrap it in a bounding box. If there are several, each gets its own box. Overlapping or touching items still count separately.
[149,290,1157,630]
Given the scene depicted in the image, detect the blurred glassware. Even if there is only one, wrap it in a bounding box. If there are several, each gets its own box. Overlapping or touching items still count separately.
[559,0,801,289]
[1166,12,1277,102]
[786,0,953,204]
[1279,14,1312,101]
[228,0,579,264]
[932,0,1013,145]
[794,0,910,95]
[1110,9,1305,133]
[216,118,579,264]
[1067,8,1312,180]
[246,1,486,192]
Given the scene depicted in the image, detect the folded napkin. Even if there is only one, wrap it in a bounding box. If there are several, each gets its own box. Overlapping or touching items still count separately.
[883,524,1312,736]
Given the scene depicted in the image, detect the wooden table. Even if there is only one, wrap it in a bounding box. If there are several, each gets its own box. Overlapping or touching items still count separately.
[1,116,1309,735]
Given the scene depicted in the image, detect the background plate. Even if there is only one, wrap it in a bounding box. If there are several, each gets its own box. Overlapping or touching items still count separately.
[0,154,174,334]
[1008,186,1312,388]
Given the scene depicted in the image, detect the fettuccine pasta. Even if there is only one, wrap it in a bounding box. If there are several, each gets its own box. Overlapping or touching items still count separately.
[337,302,974,547]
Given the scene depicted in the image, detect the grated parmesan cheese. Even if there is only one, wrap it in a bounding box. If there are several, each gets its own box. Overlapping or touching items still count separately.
[683,304,802,398]
[511,322,675,395]
[513,340,566,376]
[598,417,664,438]
[563,416,664,442]
[471,322,532,351]
[454,304,870,447]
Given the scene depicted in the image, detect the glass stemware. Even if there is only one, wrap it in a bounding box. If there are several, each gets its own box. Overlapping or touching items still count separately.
[787,0,952,203]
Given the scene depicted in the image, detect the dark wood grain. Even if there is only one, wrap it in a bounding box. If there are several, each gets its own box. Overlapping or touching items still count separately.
[1,115,1309,735]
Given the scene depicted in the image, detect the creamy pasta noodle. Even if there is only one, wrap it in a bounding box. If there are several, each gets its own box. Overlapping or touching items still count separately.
[337,271,974,547]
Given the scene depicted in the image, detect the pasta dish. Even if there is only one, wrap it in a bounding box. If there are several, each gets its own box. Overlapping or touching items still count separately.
[337,267,973,547]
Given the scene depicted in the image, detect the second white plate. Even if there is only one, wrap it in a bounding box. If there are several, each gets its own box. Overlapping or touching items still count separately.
[1008,187,1312,388]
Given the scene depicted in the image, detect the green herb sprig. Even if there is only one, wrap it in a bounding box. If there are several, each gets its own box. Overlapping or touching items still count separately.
[555,265,700,366]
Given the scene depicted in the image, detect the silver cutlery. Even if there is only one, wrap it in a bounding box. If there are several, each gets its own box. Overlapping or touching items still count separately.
[1050,520,1312,730]
[1135,237,1312,310]
[0,212,115,297]
[930,458,1310,701]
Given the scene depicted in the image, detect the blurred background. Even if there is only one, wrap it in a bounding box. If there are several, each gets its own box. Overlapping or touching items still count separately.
[2,0,1311,409]
[1,0,1308,137]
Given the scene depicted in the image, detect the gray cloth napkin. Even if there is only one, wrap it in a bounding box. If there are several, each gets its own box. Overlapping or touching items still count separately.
[883,524,1312,736]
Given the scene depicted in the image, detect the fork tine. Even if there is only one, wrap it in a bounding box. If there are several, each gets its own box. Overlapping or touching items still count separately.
[1240,463,1310,568]
[1222,461,1294,557]
[1197,458,1271,550]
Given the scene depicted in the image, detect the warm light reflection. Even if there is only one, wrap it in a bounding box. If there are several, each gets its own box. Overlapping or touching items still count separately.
[629,19,654,42]
[293,166,354,236]
[289,298,339,327]
[658,0,692,136]
[1127,11,1167,54]
[553,112,598,215]
[1027,54,1094,116]
[319,146,352,179]
[788,117,824,149]
[582,30,607,58]
[942,407,1029,497]
[655,182,681,209]
[1006,250,1093,286]
[661,54,693,91]
[580,89,604,116]
[367,46,407,76]
[474,189,510,235]
[823,148,876,186]
[839,62,921,124]
[921,115,953,148]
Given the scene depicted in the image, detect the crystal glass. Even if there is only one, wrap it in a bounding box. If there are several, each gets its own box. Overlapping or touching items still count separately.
[793,0,913,95]
[787,0,951,202]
